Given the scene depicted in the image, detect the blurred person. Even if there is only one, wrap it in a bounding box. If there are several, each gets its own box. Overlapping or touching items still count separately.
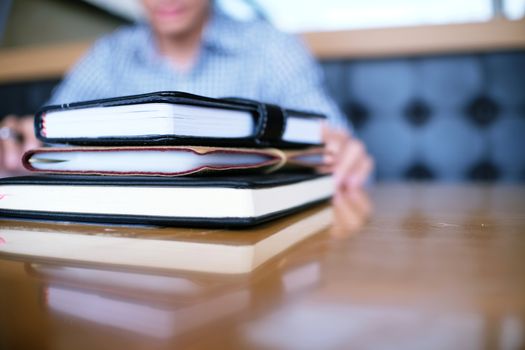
[0,0,372,188]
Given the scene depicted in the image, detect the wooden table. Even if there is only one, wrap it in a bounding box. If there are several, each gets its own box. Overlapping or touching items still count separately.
[1,184,524,350]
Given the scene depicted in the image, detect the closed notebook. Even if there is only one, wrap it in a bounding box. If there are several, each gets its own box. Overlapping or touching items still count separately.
[35,91,326,148]
[0,173,333,226]
[22,145,324,176]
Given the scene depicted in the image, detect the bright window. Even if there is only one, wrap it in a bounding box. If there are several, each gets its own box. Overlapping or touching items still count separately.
[504,0,525,19]
[219,0,524,32]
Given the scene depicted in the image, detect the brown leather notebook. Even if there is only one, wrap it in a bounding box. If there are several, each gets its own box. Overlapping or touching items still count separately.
[23,145,325,176]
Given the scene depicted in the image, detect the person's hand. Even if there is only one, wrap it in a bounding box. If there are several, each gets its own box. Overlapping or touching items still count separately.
[321,124,373,189]
[330,187,372,239]
[0,115,40,174]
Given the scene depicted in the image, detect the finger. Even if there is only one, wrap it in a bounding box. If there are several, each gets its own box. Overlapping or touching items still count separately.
[350,188,373,218]
[338,186,373,220]
[315,165,333,174]
[322,125,348,153]
[328,129,349,153]
[344,156,373,189]
[334,139,364,187]
[323,127,350,168]
[332,192,364,238]
[334,192,362,227]
[321,122,331,141]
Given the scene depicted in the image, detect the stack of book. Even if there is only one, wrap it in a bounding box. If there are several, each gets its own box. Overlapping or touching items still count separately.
[0,91,334,227]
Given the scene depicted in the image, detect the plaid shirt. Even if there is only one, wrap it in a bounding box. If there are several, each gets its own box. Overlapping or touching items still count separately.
[50,10,346,127]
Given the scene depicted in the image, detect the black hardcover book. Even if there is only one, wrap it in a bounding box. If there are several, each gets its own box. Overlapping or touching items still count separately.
[35,91,326,148]
[0,173,333,227]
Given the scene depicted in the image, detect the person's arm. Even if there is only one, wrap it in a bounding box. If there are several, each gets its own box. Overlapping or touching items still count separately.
[261,33,373,189]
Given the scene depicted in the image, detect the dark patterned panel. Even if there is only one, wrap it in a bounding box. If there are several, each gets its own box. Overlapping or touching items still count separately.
[0,80,59,118]
[488,117,525,181]
[466,95,500,127]
[0,82,25,116]
[322,51,525,183]
[468,160,500,181]
[405,163,434,181]
[420,117,485,180]
[346,59,416,114]
[359,119,415,179]
[343,101,370,130]
[417,55,482,110]
[485,53,525,107]
[404,99,432,127]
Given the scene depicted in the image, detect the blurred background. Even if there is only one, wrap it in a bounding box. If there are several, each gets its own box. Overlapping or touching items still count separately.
[1,0,524,182]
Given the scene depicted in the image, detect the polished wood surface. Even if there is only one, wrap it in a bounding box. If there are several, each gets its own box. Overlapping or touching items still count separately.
[0,41,90,83]
[1,19,525,83]
[0,184,524,350]
[303,18,525,59]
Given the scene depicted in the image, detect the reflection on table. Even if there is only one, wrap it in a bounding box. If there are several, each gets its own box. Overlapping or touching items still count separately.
[0,184,524,350]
